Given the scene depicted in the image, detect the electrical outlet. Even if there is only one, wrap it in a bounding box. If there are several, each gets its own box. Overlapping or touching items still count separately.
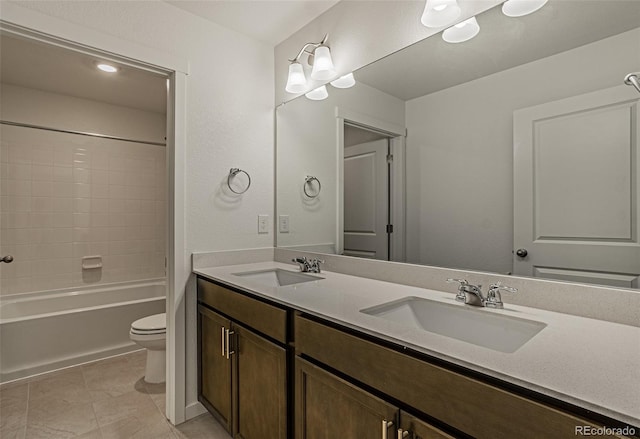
[279,215,290,233]
[258,215,269,234]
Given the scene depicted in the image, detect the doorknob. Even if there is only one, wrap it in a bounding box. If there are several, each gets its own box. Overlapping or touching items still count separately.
[515,249,528,258]
[1,255,13,263]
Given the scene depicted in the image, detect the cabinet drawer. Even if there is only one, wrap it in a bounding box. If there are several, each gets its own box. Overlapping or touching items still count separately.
[295,314,617,439]
[198,278,287,343]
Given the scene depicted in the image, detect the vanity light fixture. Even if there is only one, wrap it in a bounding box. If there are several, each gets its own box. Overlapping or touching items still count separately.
[421,0,461,28]
[502,0,548,17]
[285,34,336,93]
[330,72,356,89]
[305,85,329,101]
[97,63,118,73]
[285,62,307,93]
[442,16,480,43]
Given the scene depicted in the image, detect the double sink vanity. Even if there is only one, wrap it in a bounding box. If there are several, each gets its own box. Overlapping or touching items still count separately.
[193,257,639,439]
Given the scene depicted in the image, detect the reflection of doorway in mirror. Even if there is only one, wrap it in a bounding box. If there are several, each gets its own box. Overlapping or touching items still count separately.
[513,85,640,288]
[342,123,404,261]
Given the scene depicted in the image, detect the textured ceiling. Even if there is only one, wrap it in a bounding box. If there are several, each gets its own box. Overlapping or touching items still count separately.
[355,1,640,101]
[0,34,167,113]
[166,0,340,45]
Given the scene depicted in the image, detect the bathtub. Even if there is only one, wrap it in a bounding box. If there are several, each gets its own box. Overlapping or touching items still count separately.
[0,279,166,383]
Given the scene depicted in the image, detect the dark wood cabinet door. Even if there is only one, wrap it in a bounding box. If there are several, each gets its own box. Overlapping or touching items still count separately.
[399,411,453,439]
[234,323,287,439]
[295,358,398,439]
[198,305,233,433]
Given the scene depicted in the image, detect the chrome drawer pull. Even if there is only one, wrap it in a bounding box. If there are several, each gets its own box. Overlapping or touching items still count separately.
[382,420,394,439]
[221,327,226,357]
[226,329,235,359]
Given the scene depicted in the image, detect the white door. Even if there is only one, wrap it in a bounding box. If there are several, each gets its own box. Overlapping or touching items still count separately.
[513,86,640,288]
[343,139,389,260]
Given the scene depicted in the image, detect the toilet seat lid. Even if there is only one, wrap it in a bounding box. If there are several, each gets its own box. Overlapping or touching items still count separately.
[131,313,166,332]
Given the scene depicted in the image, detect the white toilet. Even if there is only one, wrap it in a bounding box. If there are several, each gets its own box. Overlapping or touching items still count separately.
[130,313,166,384]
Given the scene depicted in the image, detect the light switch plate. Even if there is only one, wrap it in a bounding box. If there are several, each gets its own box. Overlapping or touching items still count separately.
[279,215,290,233]
[258,215,269,234]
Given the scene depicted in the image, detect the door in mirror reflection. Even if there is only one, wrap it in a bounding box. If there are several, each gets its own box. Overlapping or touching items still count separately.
[344,137,389,260]
[514,86,640,288]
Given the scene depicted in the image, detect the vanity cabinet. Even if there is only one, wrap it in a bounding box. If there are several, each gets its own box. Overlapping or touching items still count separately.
[196,276,630,439]
[197,278,288,439]
[294,314,626,439]
[295,357,452,439]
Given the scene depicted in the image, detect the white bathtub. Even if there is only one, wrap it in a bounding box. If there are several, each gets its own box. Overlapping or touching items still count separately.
[0,279,166,383]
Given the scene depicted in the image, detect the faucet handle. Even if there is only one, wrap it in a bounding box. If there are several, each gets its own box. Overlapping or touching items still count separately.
[488,282,517,293]
[446,278,468,286]
[446,278,470,302]
[485,282,517,309]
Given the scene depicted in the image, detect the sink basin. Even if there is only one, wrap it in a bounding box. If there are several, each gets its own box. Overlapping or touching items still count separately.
[232,268,323,287]
[361,296,546,353]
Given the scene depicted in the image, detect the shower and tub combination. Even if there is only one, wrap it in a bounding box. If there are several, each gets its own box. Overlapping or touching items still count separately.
[0,33,169,384]
[0,279,165,382]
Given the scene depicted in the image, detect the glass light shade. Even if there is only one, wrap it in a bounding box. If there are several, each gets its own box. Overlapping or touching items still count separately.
[442,17,480,43]
[310,46,337,80]
[285,62,307,93]
[421,0,461,28]
[502,0,548,17]
[330,73,356,89]
[305,85,329,101]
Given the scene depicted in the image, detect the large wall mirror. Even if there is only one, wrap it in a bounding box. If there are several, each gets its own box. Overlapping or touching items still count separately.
[276,0,640,289]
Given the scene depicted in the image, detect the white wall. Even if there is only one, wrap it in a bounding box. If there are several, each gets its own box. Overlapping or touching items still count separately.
[274,0,501,104]
[0,84,166,294]
[0,84,166,144]
[277,82,404,250]
[4,0,274,418]
[405,28,640,273]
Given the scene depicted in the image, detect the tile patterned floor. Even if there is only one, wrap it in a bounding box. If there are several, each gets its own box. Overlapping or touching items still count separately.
[0,351,231,439]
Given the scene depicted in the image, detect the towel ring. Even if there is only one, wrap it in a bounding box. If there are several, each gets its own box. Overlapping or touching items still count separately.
[303,175,321,198]
[227,168,251,194]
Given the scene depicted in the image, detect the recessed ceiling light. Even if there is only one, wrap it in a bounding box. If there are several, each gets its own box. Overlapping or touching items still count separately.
[97,63,118,73]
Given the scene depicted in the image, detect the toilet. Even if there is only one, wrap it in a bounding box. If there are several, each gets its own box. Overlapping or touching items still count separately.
[130,313,166,384]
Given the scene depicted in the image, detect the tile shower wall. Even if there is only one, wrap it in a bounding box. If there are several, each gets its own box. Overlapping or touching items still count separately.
[0,125,166,295]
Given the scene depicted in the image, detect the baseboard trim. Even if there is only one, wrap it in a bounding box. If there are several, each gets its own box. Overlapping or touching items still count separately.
[184,401,207,421]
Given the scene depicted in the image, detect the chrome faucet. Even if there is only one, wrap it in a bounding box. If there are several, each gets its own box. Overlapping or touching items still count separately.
[292,257,324,273]
[446,278,517,308]
[447,278,485,306]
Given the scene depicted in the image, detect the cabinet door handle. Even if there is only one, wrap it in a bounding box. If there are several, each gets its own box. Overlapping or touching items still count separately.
[225,329,235,359]
[397,429,409,439]
[221,327,226,357]
[382,420,394,439]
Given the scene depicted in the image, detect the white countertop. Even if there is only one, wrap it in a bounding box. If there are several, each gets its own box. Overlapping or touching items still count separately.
[194,261,640,426]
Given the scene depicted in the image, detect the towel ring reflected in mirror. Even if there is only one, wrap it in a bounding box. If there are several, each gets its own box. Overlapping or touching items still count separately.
[227,168,251,194]
[303,175,321,198]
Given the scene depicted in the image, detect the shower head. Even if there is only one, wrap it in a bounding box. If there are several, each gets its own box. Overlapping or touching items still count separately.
[624,72,640,93]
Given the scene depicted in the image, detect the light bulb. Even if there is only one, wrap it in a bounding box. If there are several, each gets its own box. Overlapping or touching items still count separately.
[310,46,337,81]
[421,0,461,28]
[285,62,307,93]
[330,73,356,89]
[442,17,480,43]
[502,0,548,17]
[305,85,329,101]
[97,63,118,73]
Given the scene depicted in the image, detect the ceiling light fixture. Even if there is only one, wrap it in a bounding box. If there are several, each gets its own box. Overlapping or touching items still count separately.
[421,0,461,28]
[97,63,118,73]
[442,16,480,43]
[285,34,337,94]
[305,85,329,101]
[330,72,356,89]
[502,0,548,17]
